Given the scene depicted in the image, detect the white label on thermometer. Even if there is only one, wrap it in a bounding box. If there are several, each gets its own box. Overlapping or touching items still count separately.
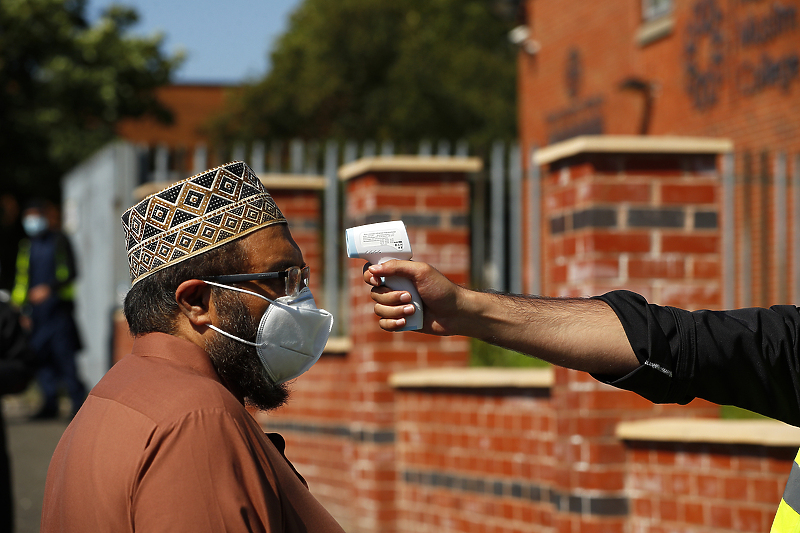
[360,231,404,250]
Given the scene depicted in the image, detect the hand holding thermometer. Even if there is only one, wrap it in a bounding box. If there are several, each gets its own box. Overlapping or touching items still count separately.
[345,220,423,331]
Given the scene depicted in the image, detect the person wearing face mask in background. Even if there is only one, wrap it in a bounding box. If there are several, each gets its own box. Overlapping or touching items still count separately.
[41,162,344,532]
[11,198,85,420]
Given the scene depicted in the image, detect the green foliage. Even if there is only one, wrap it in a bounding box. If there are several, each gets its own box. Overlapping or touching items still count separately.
[0,0,182,199]
[211,0,518,147]
[470,338,549,368]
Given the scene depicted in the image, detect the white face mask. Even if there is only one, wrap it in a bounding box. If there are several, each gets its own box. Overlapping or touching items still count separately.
[22,215,48,237]
[204,282,334,385]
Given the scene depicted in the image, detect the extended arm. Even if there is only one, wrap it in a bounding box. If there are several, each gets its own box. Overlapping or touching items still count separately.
[365,261,800,424]
[364,260,638,377]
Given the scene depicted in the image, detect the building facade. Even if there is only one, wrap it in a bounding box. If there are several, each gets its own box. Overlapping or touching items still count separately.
[518,0,799,153]
[115,84,231,179]
[517,0,799,308]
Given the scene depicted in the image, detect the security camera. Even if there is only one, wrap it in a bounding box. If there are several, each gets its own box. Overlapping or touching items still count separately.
[508,25,540,55]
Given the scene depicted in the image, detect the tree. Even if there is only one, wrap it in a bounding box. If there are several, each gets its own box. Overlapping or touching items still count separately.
[0,0,182,199]
[211,0,519,149]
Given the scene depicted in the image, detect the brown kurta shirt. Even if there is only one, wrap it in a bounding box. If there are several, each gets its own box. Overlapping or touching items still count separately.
[40,333,345,532]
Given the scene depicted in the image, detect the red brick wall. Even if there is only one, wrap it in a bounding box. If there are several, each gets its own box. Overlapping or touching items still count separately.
[263,354,357,528]
[262,163,474,533]
[390,374,794,533]
[541,151,722,309]
[550,368,718,533]
[344,170,472,284]
[268,187,323,292]
[104,149,798,531]
[255,153,797,533]
[394,386,556,533]
[625,441,794,532]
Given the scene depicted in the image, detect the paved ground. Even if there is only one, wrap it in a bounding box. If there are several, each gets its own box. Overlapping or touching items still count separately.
[4,394,69,533]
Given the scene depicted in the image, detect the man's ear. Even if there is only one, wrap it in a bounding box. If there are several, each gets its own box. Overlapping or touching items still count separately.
[175,279,213,327]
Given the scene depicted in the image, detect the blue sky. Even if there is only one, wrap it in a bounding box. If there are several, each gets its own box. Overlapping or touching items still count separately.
[87,0,303,84]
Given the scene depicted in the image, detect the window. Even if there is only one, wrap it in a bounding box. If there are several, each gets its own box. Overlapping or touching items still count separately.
[637,0,675,45]
[642,0,673,21]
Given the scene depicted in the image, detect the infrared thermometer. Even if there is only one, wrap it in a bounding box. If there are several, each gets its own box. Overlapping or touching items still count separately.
[345,220,423,331]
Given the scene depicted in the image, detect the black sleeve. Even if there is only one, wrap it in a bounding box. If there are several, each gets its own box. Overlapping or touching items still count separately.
[593,290,800,426]
[0,300,36,395]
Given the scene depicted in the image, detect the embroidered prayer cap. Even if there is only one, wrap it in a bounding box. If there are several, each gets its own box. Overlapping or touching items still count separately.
[121,161,286,285]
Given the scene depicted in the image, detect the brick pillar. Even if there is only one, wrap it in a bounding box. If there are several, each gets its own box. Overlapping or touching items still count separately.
[262,175,326,300]
[340,155,479,533]
[534,136,730,533]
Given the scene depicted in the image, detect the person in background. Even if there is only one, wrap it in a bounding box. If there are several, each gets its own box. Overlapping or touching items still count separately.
[362,259,800,532]
[11,199,85,419]
[0,294,38,533]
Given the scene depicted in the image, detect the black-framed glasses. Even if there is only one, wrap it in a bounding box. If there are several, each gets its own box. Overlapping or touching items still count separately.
[203,266,310,298]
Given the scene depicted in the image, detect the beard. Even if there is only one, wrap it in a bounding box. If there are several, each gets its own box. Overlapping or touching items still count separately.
[204,288,289,412]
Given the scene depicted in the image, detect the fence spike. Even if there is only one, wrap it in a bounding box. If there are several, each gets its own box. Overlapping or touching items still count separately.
[232,142,246,164]
[269,141,283,173]
[418,140,432,157]
[490,140,506,291]
[290,139,304,175]
[251,141,265,174]
[509,143,523,295]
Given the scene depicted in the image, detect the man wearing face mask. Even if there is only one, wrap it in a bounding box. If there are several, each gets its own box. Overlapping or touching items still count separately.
[40,162,344,532]
[12,199,85,419]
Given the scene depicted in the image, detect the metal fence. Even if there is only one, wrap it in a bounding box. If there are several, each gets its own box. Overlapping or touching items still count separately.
[136,137,536,296]
[722,150,800,309]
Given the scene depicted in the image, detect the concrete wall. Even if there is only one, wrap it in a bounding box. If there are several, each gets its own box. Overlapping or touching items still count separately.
[62,142,138,387]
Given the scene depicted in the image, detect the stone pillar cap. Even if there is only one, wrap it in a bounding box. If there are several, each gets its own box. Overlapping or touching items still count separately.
[534,135,734,166]
[339,155,483,181]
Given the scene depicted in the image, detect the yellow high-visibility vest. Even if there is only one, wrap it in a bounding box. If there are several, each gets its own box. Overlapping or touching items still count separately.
[771,449,800,532]
[11,237,75,308]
